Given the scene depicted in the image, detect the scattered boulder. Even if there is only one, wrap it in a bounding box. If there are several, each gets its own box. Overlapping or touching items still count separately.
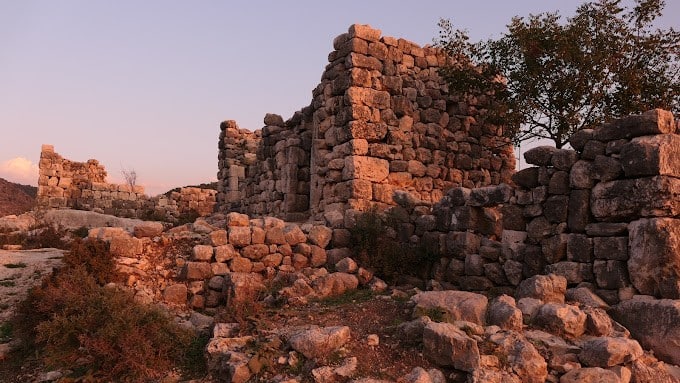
[288,326,351,359]
[516,274,567,304]
[422,322,480,372]
[487,330,548,383]
[579,337,643,367]
[532,303,587,338]
[411,290,488,325]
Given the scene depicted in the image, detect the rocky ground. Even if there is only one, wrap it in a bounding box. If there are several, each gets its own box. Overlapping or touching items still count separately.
[0,248,63,322]
[0,209,679,382]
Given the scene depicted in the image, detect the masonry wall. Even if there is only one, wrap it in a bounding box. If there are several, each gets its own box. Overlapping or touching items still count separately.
[37,145,217,221]
[216,24,516,225]
[411,109,680,304]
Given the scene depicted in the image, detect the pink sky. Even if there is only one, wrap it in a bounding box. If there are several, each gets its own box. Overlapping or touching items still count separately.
[1,1,677,195]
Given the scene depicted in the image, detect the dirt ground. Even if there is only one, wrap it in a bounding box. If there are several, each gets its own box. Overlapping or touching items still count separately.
[0,248,64,322]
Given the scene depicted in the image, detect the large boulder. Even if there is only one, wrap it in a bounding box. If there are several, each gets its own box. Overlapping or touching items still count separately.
[591,176,680,222]
[628,218,680,298]
[311,272,359,299]
[422,322,480,372]
[610,296,680,366]
[532,303,587,338]
[288,326,351,359]
[516,274,567,304]
[411,290,488,325]
[0,212,36,232]
[487,330,548,383]
[579,337,643,367]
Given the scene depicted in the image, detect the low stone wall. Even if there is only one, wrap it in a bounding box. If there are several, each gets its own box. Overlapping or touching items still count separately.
[37,145,216,221]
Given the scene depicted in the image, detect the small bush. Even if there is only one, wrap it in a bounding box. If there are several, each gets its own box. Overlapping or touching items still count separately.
[11,238,204,381]
[3,263,27,268]
[63,238,119,285]
[72,226,90,238]
[22,225,68,250]
[350,208,438,283]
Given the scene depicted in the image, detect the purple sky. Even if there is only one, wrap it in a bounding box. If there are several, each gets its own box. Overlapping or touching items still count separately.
[1,1,677,195]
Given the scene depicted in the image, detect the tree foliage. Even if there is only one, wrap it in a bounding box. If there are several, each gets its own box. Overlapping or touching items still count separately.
[437,0,680,148]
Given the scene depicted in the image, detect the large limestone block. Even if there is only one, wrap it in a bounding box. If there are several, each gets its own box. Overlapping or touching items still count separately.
[289,326,351,360]
[532,303,587,338]
[579,337,643,367]
[487,331,548,383]
[620,134,680,177]
[516,274,567,304]
[348,24,381,42]
[422,322,480,371]
[43,208,143,231]
[591,176,680,221]
[411,290,488,325]
[343,156,389,182]
[228,226,251,247]
[610,296,680,366]
[593,109,676,141]
[628,218,680,298]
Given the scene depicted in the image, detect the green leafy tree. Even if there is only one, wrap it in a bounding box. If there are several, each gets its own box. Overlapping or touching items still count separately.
[437,0,680,148]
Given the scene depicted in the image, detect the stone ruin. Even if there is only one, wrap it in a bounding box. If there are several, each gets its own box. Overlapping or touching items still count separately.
[20,23,680,379]
[217,24,516,224]
[36,144,216,220]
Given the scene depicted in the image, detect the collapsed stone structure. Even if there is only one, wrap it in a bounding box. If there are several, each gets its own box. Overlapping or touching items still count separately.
[217,24,516,224]
[37,144,216,220]
[23,23,680,378]
[409,109,679,305]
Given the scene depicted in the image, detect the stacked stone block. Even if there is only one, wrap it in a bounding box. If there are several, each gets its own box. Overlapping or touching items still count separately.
[419,109,680,303]
[216,24,516,227]
[37,145,216,220]
[177,212,333,309]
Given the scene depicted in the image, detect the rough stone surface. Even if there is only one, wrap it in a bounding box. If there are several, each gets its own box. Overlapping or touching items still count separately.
[579,337,643,367]
[411,290,488,325]
[422,322,480,372]
[628,218,680,298]
[610,297,680,366]
[289,326,351,359]
[532,303,587,338]
[516,274,567,304]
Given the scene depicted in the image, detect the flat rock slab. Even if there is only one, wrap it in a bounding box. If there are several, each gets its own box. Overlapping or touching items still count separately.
[0,248,64,321]
[42,208,147,231]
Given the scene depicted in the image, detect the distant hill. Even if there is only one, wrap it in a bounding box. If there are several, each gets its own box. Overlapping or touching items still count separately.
[0,178,36,217]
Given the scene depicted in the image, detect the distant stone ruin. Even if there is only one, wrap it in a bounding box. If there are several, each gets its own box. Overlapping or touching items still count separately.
[217,24,516,224]
[36,144,216,220]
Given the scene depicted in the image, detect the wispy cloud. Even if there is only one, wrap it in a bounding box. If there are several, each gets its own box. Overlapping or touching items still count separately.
[0,157,39,185]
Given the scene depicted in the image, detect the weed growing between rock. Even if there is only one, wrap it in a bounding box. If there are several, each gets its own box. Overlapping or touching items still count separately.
[350,208,438,284]
[8,238,206,381]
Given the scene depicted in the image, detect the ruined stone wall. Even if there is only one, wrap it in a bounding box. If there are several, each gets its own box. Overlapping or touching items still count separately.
[37,145,216,220]
[216,24,516,225]
[417,109,680,304]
